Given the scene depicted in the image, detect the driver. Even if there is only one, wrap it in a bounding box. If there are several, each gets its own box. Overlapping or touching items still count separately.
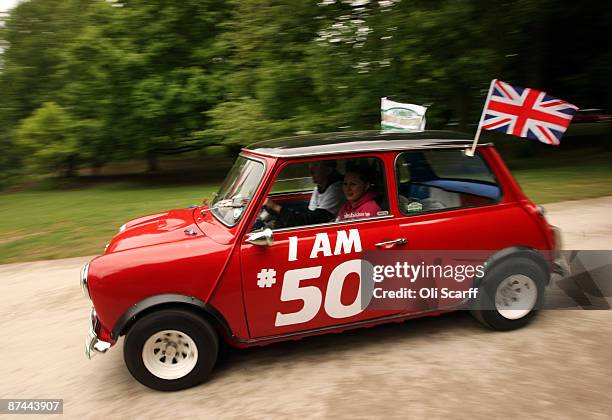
[264,160,345,227]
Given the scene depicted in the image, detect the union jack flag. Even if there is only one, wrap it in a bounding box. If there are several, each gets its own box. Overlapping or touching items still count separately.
[480,79,578,145]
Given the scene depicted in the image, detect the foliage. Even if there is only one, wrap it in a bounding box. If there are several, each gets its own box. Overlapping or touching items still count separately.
[204,97,294,146]
[0,132,21,188]
[15,102,80,176]
[0,0,610,182]
[0,0,95,128]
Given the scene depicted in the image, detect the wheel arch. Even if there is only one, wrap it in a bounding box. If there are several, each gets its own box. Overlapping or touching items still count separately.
[478,246,550,287]
[111,294,234,343]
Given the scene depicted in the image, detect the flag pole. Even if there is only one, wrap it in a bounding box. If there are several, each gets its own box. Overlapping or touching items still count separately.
[466,78,497,157]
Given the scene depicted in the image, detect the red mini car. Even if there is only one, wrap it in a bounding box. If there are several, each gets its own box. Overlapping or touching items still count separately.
[82,131,565,391]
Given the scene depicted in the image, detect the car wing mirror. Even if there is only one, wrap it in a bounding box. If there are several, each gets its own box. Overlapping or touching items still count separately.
[246,228,274,246]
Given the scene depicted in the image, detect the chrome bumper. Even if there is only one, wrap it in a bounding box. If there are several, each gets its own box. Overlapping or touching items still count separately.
[85,308,111,359]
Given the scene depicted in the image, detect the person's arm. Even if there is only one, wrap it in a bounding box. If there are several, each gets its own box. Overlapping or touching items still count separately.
[264,198,282,214]
[277,206,334,227]
[264,197,335,227]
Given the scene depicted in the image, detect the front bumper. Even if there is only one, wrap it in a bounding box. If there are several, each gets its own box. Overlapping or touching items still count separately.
[86,308,112,359]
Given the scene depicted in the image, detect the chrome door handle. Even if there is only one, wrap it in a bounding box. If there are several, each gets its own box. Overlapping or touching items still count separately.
[375,238,408,247]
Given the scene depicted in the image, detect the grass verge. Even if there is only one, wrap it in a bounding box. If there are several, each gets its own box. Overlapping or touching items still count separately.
[1,152,611,264]
[0,183,216,264]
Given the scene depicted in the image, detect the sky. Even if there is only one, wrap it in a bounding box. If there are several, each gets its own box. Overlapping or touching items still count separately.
[0,0,20,13]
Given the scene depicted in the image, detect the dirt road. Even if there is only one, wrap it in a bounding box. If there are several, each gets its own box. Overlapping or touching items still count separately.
[1,197,611,419]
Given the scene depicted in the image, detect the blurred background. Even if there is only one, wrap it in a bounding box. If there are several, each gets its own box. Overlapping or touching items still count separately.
[1,0,611,263]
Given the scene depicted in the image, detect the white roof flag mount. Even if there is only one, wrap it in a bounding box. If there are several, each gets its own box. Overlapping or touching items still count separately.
[381,97,427,132]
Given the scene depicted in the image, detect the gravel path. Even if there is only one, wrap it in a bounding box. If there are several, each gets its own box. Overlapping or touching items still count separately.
[1,197,611,419]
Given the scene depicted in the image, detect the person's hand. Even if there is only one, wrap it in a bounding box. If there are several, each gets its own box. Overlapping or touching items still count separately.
[264,198,281,213]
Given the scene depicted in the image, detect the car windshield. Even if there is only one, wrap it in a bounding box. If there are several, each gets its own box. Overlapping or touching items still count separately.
[211,156,265,226]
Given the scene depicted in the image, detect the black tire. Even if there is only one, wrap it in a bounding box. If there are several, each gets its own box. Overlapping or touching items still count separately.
[471,257,547,331]
[123,308,218,391]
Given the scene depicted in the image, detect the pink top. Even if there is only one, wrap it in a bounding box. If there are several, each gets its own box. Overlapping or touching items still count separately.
[336,191,382,221]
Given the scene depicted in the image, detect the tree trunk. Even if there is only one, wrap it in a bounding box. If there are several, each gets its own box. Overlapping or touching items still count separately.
[147,151,159,172]
[455,84,472,133]
[91,162,103,176]
[64,155,78,178]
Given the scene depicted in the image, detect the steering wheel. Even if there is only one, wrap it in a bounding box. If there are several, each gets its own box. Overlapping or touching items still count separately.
[252,206,281,231]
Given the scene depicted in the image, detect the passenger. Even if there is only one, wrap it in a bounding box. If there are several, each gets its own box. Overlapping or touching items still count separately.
[264,160,345,227]
[336,165,382,221]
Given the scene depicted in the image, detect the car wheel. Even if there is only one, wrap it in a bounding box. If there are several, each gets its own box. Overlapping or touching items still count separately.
[471,257,546,331]
[123,308,218,391]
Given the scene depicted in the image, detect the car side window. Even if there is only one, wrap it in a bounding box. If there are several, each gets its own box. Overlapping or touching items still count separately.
[395,150,501,215]
[255,156,389,231]
[269,163,316,195]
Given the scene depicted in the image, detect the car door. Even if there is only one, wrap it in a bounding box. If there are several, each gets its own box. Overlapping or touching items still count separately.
[240,154,406,339]
[240,217,406,338]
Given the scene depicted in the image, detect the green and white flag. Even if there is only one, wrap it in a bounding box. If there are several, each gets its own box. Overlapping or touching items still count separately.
[381,97,427,131]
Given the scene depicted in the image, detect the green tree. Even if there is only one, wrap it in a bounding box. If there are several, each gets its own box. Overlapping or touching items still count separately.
[204,97,292,151]
[206,0,327,145]
[54,1,132,170]
[0,0,95,129]
[1,0,610,186]
[108,0,232,170]
[0,0,103,181]
[16,102,80,176]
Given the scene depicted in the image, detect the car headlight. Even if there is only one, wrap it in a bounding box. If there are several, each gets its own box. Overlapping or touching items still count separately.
[80,263,90,299]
